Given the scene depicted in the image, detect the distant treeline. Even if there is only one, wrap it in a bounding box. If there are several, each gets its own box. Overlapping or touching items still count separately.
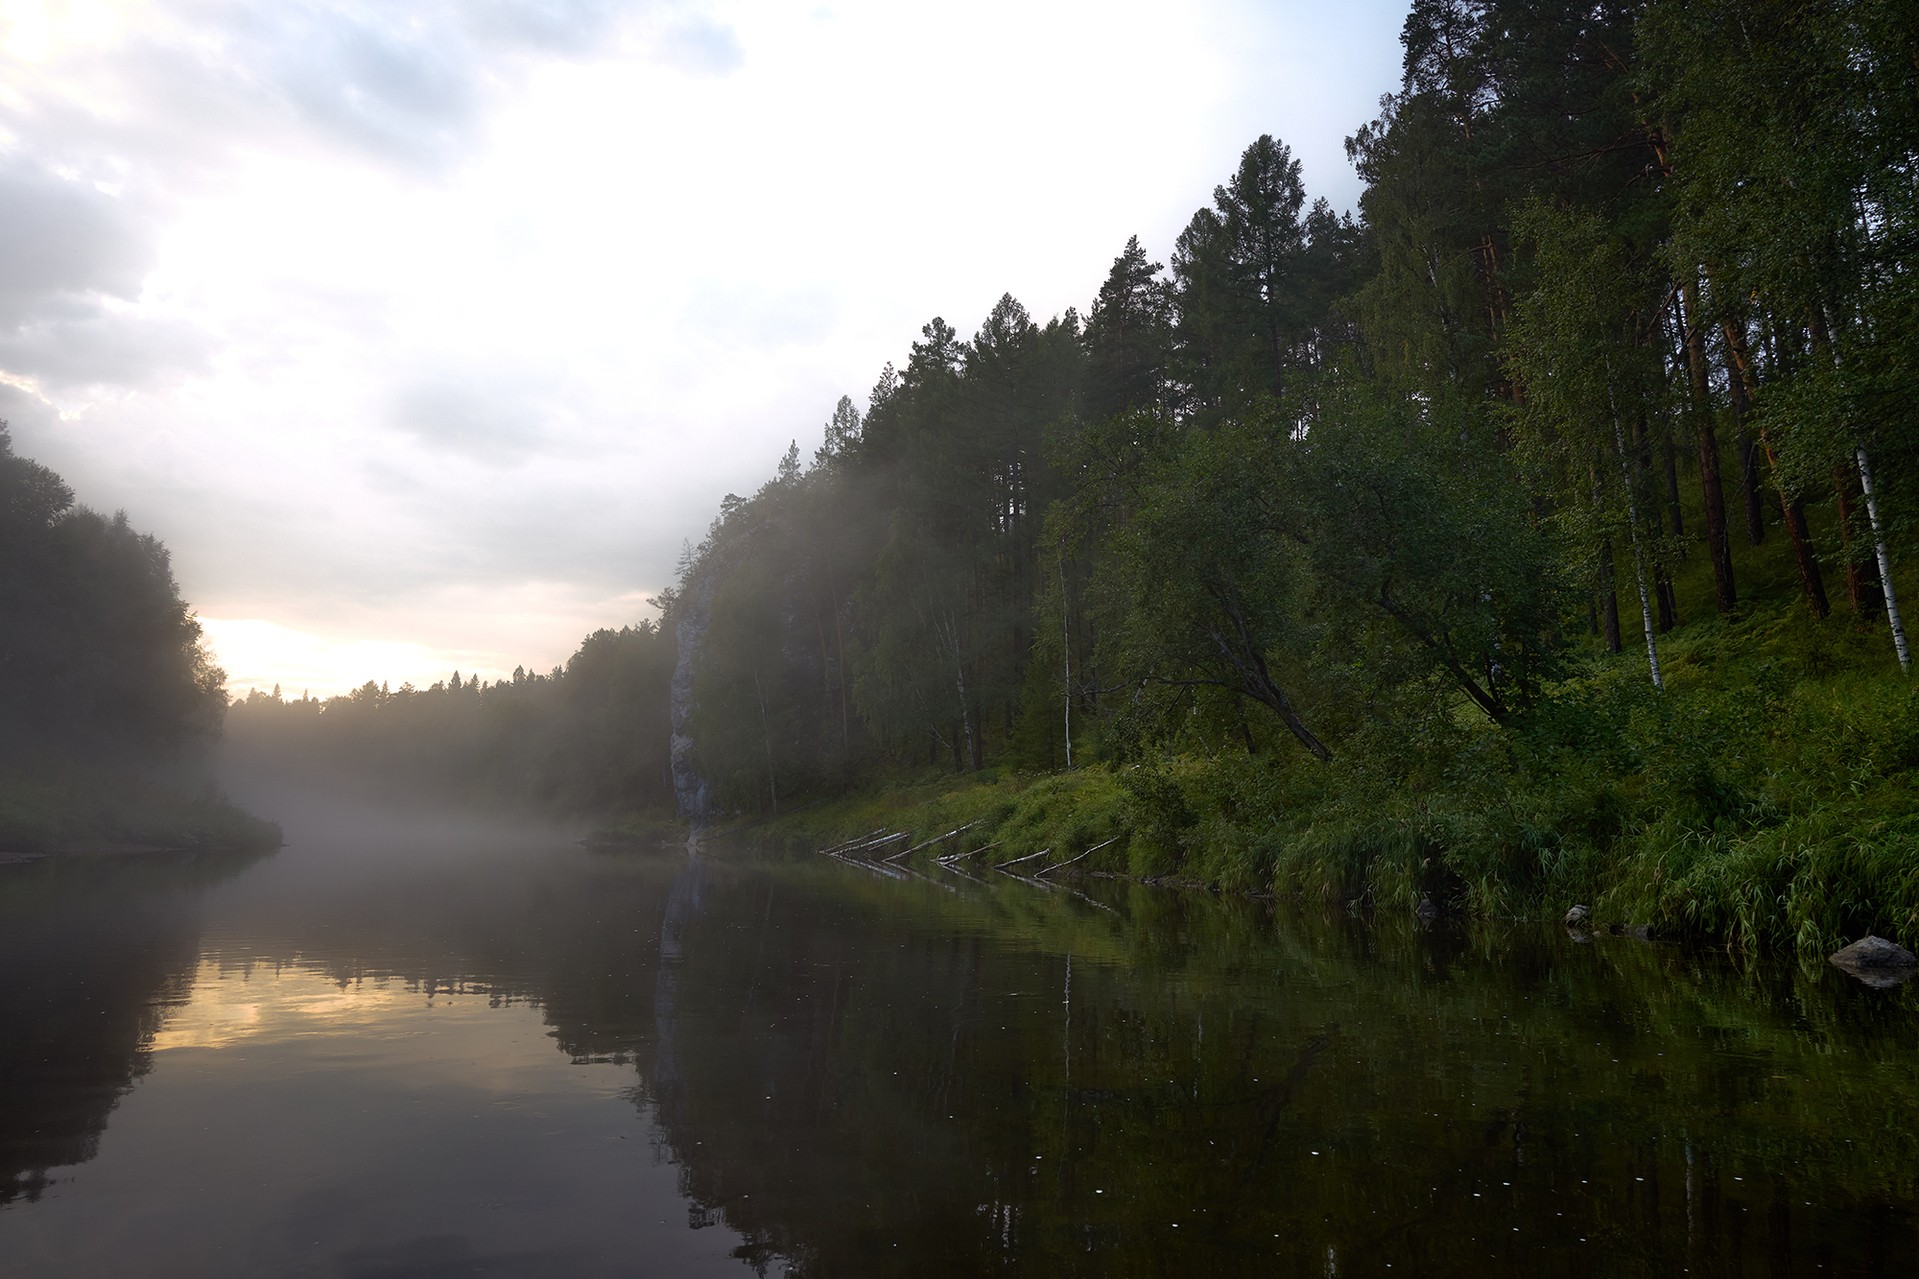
[223,625,676,817]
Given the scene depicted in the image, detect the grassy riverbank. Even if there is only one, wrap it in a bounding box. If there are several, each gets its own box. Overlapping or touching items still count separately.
[0,770,283,858]
[735,578,1918,957]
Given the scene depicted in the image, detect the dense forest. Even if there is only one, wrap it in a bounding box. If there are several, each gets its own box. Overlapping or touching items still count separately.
[223,625,677,819]
[0,424,275,852]
[231,0,1919,949]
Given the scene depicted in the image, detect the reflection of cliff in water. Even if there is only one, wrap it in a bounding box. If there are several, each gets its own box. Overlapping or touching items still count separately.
[0,851,268,1204]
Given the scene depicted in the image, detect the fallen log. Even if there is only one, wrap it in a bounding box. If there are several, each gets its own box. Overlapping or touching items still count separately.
[885,819,983,863]
[841,830,912,859]
[937,840,1002,864]
[1038,836,1121,877]
[995,847,1052,872]
[819,827,888,855]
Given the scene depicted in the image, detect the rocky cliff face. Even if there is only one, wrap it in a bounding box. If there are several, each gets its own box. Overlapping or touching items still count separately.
[669,573,714,824]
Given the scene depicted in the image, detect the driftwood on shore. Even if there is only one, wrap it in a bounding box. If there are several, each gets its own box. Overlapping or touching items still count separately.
[817,827,885,854]
[883,819,982,863]
[937,840,1001,864]
[1037,836,1120,877]
[820,829,912,858]
[996,847,1052,872]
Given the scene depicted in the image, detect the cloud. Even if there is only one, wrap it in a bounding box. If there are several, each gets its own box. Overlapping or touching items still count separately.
[467,0,655,57]
[0,156,150,326]
[237,3,486,170]
[387,372,554,463]
[678,280,841,351]
[0,0,715,182]
[653,12,745,75]
[0,157,211,399]
[0,307,212,396]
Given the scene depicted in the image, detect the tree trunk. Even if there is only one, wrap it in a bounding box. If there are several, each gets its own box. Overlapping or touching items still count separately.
[1626,416,1678,633]
[1662,429,1685,539]
[1681,277,1736,612]
[1059,546,1073,769]
[1721,319,1831,618]
[1856,446,1912,674]
[1608,384,1664,689]
[1205,592,1332,761]
[1598,547,1623,654]
[754,672,779,816]
[1724,361,1767,544]
[1785,498,1832,619]
[968,691,984,772]
[1832,461,1884,621]
[833,592,850,756]
[1739,435,1766,544]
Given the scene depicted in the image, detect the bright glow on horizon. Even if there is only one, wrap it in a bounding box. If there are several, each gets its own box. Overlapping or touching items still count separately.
[202,617,512,700]
[1,0,1410,696]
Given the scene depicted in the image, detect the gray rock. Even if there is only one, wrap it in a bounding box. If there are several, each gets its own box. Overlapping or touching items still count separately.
[1829,934,1918,970]
[1564,904,1591,926]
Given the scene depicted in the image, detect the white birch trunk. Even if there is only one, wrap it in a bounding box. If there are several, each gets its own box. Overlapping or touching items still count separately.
[1856,445,1910,674]
[1059,546,1072,769]
[1608,390,1663,690]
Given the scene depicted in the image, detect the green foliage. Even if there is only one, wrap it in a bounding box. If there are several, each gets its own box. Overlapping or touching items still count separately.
[0,425,228,766]
[0,426,270,850]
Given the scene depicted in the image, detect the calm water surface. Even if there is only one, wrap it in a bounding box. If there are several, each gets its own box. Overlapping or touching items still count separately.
[3,794,1916,1276]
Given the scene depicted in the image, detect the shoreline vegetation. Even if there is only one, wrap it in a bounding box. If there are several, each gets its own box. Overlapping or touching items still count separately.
[0,426,281,864]
[694,582,1919,958]
[0,771,282,864]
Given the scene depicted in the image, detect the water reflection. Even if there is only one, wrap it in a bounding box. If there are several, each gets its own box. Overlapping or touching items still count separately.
[0,850,264,1207]
[1,809,1916,1276]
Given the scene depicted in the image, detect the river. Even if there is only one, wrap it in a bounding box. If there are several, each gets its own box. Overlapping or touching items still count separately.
[2,795,1915,1276]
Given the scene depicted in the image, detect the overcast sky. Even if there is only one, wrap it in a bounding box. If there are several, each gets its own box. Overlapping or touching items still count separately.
[0,0,1408,697]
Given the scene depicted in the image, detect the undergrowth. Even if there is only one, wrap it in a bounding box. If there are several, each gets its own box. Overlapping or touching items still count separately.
[0,769,283,854]
[747,589,1918,958]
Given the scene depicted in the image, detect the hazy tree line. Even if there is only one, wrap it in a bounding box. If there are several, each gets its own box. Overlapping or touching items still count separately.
[668,0,1917,815]
[0,423,227,770]
[223,624,677,815]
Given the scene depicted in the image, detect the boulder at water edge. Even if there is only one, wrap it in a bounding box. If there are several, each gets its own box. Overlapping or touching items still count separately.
[1829,935,1918,970]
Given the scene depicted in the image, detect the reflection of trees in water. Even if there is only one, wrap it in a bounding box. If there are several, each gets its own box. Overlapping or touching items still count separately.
[635,868,1351,1277]
[0,852,266,1203]
[10,840,1919,1274]
[626,864,1919,1277]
